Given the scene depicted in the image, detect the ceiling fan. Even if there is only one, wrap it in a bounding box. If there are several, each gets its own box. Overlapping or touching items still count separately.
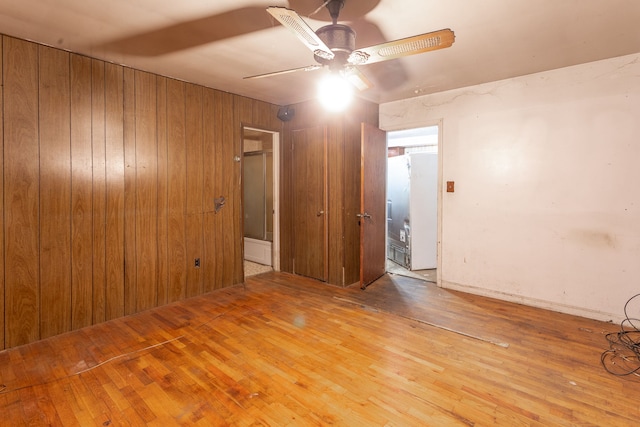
[244,0,455,92]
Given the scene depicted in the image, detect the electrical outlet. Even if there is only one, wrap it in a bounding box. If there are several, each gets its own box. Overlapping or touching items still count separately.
[446,181,455,193]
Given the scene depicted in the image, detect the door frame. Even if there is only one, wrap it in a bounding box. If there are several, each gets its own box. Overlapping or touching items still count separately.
[241,125,281,271]
[384,119,443,287]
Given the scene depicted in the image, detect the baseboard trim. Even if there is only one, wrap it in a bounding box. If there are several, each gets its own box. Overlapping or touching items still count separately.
[440,280,622,324]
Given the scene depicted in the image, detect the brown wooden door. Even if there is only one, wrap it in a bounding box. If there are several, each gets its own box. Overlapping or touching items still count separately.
[360,123,387,288]
[292,126,327,281]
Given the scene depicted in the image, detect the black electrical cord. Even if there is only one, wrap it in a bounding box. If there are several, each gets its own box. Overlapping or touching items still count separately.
[601,293,640,377]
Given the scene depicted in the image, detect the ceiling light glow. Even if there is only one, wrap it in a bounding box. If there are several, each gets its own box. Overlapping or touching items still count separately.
[318,73,353,112]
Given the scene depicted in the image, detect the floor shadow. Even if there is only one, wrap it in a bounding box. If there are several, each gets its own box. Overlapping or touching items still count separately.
[341,273,511,348]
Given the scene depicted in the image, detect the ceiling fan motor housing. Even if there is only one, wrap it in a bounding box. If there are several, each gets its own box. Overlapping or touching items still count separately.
[314,24,356,69]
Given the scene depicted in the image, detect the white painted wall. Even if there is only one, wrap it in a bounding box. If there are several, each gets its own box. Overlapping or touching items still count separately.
[409,153,438,270]
[380,53,640,322]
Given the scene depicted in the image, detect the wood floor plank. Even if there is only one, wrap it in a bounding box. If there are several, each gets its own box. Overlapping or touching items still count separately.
[0,272,638,425]
[33,382,71,426]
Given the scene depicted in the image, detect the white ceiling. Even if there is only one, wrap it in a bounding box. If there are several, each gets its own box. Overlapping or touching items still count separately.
[1,0,639,106]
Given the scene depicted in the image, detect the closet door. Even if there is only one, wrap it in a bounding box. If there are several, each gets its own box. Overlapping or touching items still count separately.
[292,126,327,281]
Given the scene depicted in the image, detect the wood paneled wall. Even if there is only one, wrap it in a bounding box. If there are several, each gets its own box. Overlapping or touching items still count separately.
[280,99,379,286]
[0,35,282,350]
[0,39,4,350]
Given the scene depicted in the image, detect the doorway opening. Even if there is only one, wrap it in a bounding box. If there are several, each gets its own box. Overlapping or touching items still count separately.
[242,126,280,276]
[386,125,440,284]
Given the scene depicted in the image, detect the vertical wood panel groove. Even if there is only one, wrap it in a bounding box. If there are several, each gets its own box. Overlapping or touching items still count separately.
[202,88,216,292]
[123,67,137,315]
[92,59,107,323]
[70,54,94,329]
[0,37,5,349]
[156,76,169,306]
[220,92,234,287]
[212,91,225,288]
[186,83,204,297]
[200,88,206,290]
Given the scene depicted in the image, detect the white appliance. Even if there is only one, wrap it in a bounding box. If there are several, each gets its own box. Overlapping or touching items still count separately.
[387,152,438,270]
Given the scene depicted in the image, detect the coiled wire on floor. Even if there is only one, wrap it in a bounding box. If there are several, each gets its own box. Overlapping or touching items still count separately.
[601,293,640,377]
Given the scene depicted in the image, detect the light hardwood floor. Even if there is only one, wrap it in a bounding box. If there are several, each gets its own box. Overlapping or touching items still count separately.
[0,272,638,426]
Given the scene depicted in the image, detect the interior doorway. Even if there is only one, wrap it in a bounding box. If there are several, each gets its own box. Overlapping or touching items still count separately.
[386,125,440,284]
[242,126,280,276]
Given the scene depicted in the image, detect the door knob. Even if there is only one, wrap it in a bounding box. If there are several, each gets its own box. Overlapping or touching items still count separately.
[356,212,371,219]
[316,210,325,216]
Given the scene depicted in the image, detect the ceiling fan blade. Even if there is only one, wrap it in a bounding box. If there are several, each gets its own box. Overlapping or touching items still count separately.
[343,67,373,91]
[266,7,334,60]
[243,64,322,80]
[349,29,455,65]
[347,18,408,91]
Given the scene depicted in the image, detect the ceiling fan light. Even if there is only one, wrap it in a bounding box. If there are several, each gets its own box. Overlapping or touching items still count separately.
[318,73,353,112]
